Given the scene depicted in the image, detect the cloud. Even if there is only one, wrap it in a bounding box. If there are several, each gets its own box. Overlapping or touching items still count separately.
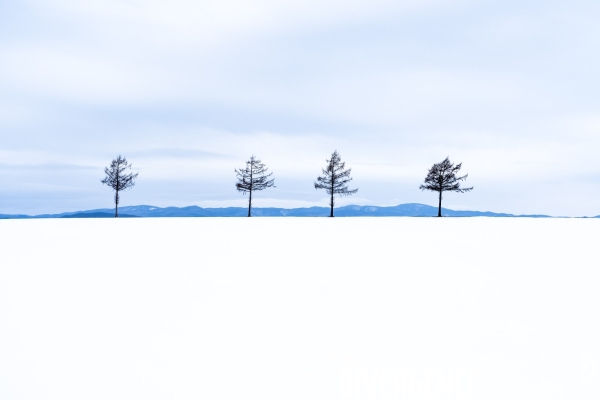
[0,162,97,171]
[126,148,231,160]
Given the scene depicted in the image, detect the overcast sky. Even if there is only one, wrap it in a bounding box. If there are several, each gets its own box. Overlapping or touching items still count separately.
[1,0,599,216]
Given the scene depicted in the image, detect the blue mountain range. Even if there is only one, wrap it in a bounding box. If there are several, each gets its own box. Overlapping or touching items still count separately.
[0,203,557,218]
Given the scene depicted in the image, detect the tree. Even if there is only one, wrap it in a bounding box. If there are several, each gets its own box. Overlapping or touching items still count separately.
[235,155,275,217]
[419,157,473,217]
[314,150,358,217]
[101,155,139,218]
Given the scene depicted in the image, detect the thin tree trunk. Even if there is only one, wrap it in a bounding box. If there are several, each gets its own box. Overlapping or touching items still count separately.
[115,171,119,218]
[330,193,334,217]
[437,190,442,217]
[248,165,253,217]
[248,189,252,217]
[329,179,334,217]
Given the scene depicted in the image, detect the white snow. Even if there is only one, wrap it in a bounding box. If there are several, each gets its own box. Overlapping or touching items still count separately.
[1,217,598,400]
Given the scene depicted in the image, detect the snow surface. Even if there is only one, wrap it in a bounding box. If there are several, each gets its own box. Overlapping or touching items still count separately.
[1,218,598,400]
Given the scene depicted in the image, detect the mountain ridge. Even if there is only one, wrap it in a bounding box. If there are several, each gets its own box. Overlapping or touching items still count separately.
[0,203,554,218]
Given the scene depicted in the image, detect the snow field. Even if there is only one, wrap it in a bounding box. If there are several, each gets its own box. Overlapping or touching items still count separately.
[1,217,598,399]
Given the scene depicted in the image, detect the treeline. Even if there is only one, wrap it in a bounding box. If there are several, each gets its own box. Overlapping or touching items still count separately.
[102,151,472,218]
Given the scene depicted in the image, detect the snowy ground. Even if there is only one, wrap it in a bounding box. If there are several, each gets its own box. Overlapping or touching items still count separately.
[1,218,598,400]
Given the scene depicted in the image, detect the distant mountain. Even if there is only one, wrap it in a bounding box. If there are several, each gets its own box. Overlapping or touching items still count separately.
[60,212,139,218]
[0,214,32,219]
[0,203,552,218]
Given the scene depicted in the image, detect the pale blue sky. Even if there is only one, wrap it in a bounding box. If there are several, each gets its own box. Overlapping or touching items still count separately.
[1,0,599,216]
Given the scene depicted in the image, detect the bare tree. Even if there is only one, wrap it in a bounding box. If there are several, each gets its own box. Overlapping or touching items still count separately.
[314,150,358,217]
[419,157,473,217]
[235,155,275,217]
[101,155,139,218]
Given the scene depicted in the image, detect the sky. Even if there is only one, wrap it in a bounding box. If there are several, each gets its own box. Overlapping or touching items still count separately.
[1,0,599,216]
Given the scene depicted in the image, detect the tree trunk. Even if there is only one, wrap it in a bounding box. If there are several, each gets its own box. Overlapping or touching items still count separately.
[437,190,442,217]
[248,189,252,217]
[115,191,119,218]
[248,166,253,217]
[330,177,334,217]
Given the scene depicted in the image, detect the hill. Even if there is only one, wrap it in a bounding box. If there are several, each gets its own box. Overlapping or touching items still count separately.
[0,203,551,218]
